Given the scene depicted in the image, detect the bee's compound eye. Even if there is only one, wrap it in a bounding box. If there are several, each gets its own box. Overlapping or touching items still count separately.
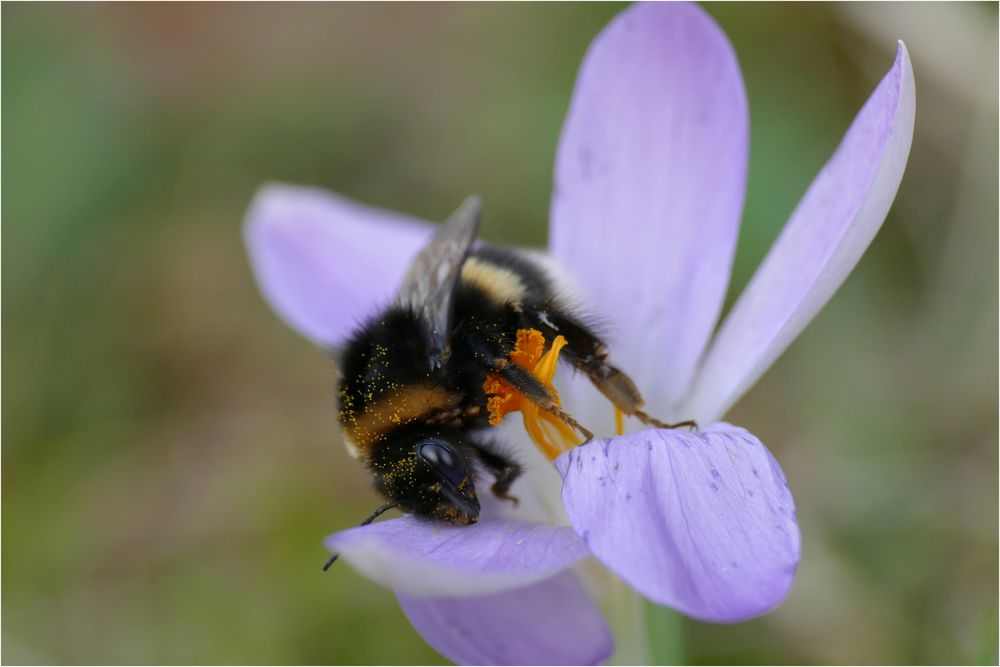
[419,441,454,467]
[418,440,464,486]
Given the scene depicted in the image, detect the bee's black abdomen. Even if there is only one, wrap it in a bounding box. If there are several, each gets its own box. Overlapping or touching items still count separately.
[339,306,435,402]
[338,306,467,456]
[445,278,517,413]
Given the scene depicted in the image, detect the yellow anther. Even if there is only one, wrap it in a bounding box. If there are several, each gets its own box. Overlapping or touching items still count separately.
[483,329,580,460]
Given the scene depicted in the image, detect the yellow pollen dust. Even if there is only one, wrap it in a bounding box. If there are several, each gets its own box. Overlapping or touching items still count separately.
[483,328,580,460]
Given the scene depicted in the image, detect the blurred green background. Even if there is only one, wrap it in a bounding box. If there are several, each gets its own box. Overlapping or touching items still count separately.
[3,2,997,664]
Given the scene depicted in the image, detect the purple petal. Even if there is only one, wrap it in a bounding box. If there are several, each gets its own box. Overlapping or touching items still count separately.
[549,2,748,410]
[685,43,916,422]
[555,424,800,623]
[325,514,589,598]
[243,183,433,346]
[398,572,613,666]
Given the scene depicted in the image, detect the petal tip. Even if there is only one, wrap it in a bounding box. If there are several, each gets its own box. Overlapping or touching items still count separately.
[894,39,913,80]
[243,181,314,232]
[684,35,915,422]
[242,184,435,347]
[888,39,914,116]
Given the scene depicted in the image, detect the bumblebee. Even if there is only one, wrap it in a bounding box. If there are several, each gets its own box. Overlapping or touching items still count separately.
[324,197,691,568]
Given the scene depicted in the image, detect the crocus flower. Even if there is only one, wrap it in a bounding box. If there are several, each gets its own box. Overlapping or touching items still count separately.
[244,3,914,664]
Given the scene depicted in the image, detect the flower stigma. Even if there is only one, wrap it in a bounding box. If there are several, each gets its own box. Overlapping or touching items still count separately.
[483,328,579,459]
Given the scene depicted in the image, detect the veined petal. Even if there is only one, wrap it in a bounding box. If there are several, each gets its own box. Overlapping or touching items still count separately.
[556,424,800,623]
[398,572,613,666]
[243,183,432,346]
[550,2,748,411]
[325,514,588,598]
[685,43,916,423]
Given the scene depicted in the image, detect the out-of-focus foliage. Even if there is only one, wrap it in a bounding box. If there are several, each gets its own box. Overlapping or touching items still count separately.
[3,3,996,664]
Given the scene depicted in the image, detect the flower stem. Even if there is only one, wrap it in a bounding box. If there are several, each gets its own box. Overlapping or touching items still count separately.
[645,600,685,665]
[605,578,650,665]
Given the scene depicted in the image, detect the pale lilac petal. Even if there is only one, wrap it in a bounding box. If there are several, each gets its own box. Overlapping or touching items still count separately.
[398,572,613,666]
[550,2,748,411]
[243,183,433,346]
[325,514,588,598]
[555,424,800,623]
[685,43,916,422]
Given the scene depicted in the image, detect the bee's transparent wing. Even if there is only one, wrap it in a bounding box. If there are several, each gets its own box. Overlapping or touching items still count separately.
[397,195,482,369]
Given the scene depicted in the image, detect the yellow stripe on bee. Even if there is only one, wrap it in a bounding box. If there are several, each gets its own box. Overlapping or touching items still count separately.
[460,257,527,305]
[341,385,461,456]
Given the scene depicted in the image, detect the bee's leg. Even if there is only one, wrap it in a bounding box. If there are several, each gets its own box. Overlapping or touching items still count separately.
[633,411,699,431]
[491,360,594,443]
[425,404,481,428]
[460,331,595,443]
[520,304,698,431]
[518,304,646,413]
[468,439,522,505]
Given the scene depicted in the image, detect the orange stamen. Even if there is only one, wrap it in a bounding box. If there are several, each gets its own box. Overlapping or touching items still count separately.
[483,329,580,459]
[614,406,624,436]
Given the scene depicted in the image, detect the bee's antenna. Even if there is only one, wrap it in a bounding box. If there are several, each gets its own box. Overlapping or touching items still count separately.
[322,501,402,572]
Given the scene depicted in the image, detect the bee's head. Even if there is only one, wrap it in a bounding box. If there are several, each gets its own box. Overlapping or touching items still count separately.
[373,429,480,525]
